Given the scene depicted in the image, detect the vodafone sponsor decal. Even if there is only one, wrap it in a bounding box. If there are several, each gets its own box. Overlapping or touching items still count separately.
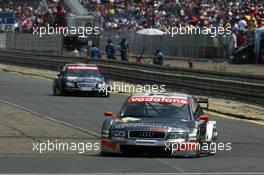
[128,96,189,104]
[66,66,99,70]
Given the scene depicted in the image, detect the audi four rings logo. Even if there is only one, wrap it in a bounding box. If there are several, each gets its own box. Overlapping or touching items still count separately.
[139,132,154,138]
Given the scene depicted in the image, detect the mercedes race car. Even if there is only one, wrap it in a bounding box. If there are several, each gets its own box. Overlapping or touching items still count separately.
[101,93,218,157]
[52,64,111,97]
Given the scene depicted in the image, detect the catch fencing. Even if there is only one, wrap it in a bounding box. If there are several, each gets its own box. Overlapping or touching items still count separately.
[0,32,227,60]
[0,33,63,53]
[100,31,227,60]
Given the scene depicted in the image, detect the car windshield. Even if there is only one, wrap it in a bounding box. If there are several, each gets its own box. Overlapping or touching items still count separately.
[120,100,191,120]
[64,66,102,78]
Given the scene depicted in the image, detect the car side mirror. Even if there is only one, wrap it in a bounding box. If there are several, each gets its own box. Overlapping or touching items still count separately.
[196,97,209,109]
[199,115,209,121]
[104,111,113,117]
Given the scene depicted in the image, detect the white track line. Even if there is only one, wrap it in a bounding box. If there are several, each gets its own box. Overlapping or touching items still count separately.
[0,99,186,172]
[156,159,185,173]
[0,100,100,137]
[0,173,264,175]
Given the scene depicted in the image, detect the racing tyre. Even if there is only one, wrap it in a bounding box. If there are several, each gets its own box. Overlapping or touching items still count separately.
[104,92,110,97]
[100,151,115,157]
[59,87,66,96]
[206,142,216,156]
[195,142,215,157]
[194,147,202,158]
[100,91,110,97]
[53,86,60,96]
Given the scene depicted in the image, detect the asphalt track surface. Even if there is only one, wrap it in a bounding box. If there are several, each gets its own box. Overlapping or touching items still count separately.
[0,70,263,174]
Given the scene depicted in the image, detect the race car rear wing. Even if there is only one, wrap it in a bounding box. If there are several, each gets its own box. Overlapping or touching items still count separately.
[196,97,209,109]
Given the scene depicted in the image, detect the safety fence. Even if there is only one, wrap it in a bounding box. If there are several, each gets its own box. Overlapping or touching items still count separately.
[0,50,263,105]
[0,33,63,53]
[0,32,227,60]
[100,31,227,60]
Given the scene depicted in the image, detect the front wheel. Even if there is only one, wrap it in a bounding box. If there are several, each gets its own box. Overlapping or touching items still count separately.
[59,86,66,96]
[104,92,110,97]
[99,91,110,97]
[100,151,113,157]
[196,142,216,157]
[53,85,59,96]
[54,85,66,96]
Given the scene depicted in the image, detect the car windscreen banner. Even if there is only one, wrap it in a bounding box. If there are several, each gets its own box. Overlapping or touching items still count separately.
[127,96,189,104]
[66,66,99,70]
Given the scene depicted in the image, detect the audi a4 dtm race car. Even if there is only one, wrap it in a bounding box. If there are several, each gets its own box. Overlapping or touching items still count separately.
[52,64,111,97]
[101,93,218,157]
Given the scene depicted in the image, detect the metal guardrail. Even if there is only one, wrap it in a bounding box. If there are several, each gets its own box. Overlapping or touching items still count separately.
[0,50,264,105]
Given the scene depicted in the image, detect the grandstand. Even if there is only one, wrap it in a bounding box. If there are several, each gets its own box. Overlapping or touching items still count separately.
[79,0,264,31]
[0,0,263,63]
[2,0,263,33]
[78,0,264,63]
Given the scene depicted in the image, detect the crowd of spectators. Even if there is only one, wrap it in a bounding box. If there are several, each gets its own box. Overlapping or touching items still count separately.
[0,0,66,32]
[79,0,264,56]
[46,0,66,27]
[80,0,264,33]
[0,0,50,32]
[2,0,263,35]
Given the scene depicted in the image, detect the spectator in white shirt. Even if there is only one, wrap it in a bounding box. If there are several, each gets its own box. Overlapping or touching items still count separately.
[229,30,238,58]
[237,17,248,31]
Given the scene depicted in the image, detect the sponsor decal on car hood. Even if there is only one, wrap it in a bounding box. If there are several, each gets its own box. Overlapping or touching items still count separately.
[128,96,189,104]
[66,66,99,70]
[111,119,192,132]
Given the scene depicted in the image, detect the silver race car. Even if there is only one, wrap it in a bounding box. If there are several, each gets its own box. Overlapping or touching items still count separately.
[101,93,218,157]
[52,64,110,97]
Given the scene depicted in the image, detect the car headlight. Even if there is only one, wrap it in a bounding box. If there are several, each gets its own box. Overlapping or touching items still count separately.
[65,82,75,87]
[188,128,198,141]
[101,130,109,138]
[66,77,77,81]
[168,132,188,139]
[110,130,126,138]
